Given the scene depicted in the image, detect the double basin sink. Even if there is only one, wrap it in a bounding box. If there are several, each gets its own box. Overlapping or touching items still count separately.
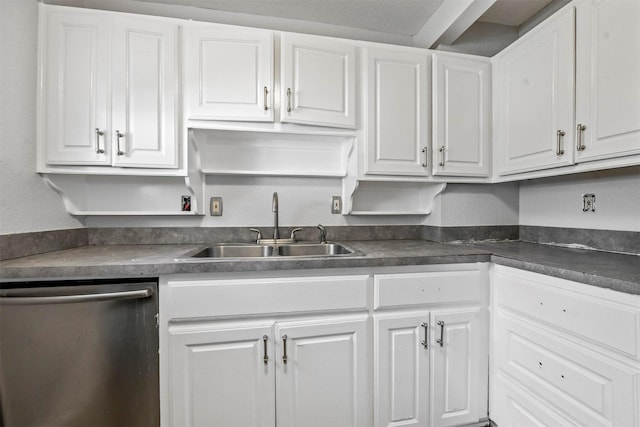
[185,242,355,259]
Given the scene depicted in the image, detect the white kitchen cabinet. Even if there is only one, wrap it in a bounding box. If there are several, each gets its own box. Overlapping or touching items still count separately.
[183,24,274,122]
[40,5,178,169]
[280,33,357,129]
[491,265,640,426]
[373,267,489,427]
[168,323,276,427]
[493,5,575,175]
[275,317,370,427]
[161,274,371,427]
[574,0,640,162]
[432,53,491,177]
[362,46,430,177]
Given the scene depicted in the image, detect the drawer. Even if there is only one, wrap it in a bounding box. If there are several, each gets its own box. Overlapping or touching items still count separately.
[494,312,639,427]
[166,275,370,319]
[374,270,484,309]
[495,267,640,359]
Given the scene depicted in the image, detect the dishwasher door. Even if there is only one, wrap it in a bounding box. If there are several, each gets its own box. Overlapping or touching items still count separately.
[0,280,159,427]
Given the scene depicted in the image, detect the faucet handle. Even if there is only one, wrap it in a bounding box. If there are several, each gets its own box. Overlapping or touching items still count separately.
[317,224,327,244]
[249,228,263,243]
[290,228,303,241]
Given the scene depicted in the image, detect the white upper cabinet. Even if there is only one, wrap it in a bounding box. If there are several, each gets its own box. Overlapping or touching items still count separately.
[493,5,575,175]
[40,5,179,169]
[432,53,491,177]
[363,46,430,177]
[280,33,357,129]
[575,0,640,162]
[183,24,274,122]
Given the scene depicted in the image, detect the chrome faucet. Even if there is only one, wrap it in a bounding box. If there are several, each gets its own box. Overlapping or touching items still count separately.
[272,192,279,240]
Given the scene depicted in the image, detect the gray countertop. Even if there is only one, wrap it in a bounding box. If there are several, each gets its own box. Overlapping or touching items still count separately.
[1,240,638,295]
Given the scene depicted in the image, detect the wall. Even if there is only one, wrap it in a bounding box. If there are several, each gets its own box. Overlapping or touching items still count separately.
[0,0,84,234]
[519,166,640,232]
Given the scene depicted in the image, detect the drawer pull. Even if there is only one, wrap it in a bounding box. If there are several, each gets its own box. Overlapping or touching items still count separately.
[577,124,587,151]
[420,322,428,349]
[286,88,292,112]
[263,335,269,365]
[95,128,105,154]
[436,321,444,347]
[264,86,269,111]
[556,130,565,155]
[282,334,288,364]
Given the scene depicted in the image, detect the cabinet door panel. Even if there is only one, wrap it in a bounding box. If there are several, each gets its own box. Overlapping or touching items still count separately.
[375,313,429,427]
[276,317,369,427]
[494,6,575,175]
[432,54,490,177]
[364,47,429,177]
[112,18,178,168]
[281,33,356,128]
[168,324,275,427]
[430,308,487,427]
[43,9,110,165]
[575,0,640,161]
[184,25,274,121]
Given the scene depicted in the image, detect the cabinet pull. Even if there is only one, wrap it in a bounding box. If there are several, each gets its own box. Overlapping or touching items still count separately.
[264,86,269,111]
[421,147,428,167]
[556,130,566,155]
[438,146,445,167]
[95,128,105,154]
[576,124,587,151]
[420,322,428,349]
[286,88,292,112]
[115,130,125,156]
[436,321,444,347]
[263,335,269,364]
[282,334,288,364]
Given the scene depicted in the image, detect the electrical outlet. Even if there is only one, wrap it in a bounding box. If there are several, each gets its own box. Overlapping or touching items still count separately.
[331,196,342,214]
[210,197,223,216]
[582,193,596,212]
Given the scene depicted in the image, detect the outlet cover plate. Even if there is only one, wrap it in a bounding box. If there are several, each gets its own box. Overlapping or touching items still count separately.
[210,197,223,216]
[331,196,342,214]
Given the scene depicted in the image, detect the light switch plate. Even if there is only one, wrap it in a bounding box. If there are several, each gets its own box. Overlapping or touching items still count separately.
[331,196,342,214]
[210,197,223,216]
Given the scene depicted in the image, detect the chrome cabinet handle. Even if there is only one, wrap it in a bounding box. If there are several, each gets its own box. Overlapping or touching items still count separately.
[421,147,428,167]
[282,334,288,364]
[95,128,105,154]
[556,130,566,155]
[115,130,125,155]
[438,146,445,167]
[264,86,269,111]
[436,320,444,347]
[263,335,269,364]
[286,88,292,112]
[576,124,587,151]
[0,289,151,305]
[420,322,428,349]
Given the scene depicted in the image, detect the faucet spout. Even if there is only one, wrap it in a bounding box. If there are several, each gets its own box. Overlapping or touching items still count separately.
[272,192,279,240]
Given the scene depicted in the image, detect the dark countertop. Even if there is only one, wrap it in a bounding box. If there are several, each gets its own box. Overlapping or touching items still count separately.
[0,240,638,295]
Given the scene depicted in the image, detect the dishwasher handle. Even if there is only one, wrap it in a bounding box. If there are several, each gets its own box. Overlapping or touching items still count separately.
[0,288,152,305]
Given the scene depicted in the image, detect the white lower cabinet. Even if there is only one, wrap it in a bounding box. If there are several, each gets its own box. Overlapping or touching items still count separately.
[373,267,490,427]
[491,265,640,426]
[161,274,371,427]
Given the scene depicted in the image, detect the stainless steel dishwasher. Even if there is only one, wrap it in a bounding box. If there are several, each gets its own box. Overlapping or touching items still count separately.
[0,279,159,427]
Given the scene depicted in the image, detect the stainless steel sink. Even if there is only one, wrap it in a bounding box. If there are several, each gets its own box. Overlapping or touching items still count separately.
[188,244,274,258]
[182,242,354,259]
[277,243,353,257]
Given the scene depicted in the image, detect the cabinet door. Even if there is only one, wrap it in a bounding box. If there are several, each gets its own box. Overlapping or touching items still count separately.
[494,6,575,175]
[280,33,356,128]
[363,47,429,177]
[111,17,178,168]
[575,0,640,162]
[374,313,430,427]
[183,24,274,122]
[430,307,487,427]
[168,323,275,427]
[41,6,111,166]
[432,54,491,177]
[275,316,370,427]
